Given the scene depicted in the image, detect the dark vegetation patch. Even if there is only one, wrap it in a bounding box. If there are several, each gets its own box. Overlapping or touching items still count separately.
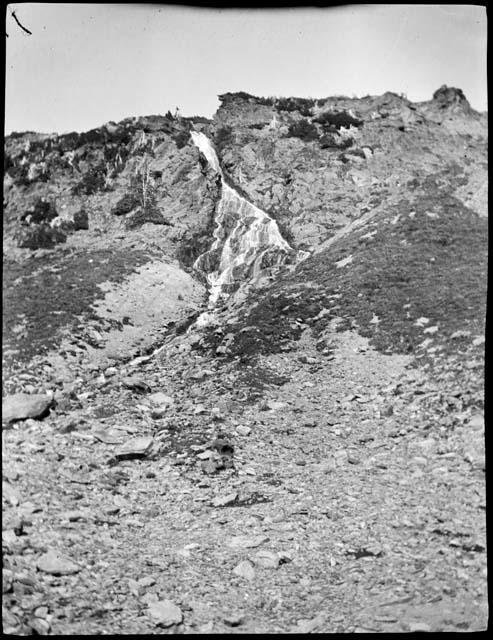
[285,117,357,149]
[15,225,67,250]
[276,97,315,117]
[112,191,140,217]
[71,161,108,195]
[20,198,57,225]
[214,125,234,153]
[286,120,319,142]
[176,224,216,269]
[111,171,167,228]
[2,248,155,374]
[172,130,190,149]
[313,110,363,130]
[218,91,275,106]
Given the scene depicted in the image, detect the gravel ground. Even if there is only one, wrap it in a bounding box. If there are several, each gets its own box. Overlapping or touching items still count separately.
[2,320,487,634]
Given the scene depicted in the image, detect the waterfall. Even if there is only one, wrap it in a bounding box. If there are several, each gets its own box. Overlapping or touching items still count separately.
[190,131,307,315]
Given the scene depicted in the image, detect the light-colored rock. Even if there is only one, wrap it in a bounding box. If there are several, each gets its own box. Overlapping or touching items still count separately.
[224,613,244,627]
[406,621,432,633]
[294,613,327,633]
[468,414,483,430]
[115,436,154,459]
[236,425,251,436]
[149,392,174,407]
[212,492,238,507]
[233,560,256,580]
[228,535,269,549]
[36,550,80,575]
[147,599,183,627]
[2,393,53,423]
[253,549,280,568]
[121,376,151,392]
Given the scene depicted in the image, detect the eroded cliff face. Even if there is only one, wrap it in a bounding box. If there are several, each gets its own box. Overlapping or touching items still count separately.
[208,88,487,253]
[3,116,220,261]
[4,87,487,262]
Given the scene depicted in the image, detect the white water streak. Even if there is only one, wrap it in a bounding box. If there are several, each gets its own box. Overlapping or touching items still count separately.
[190,131,300,308]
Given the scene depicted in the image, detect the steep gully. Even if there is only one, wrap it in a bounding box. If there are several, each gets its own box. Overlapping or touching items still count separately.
[131,130,309,364]
[190,131,309,326]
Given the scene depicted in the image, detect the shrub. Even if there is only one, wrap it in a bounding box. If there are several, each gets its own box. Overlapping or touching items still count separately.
[21,199,57,225]
[72,162,107,195]
[112,169,163,227]
[73,209,89,230]
[214,125,233,152]
[313,110,363,130]
[286,119,318,142]
[16,224,67,250]
[172,130,190,149]
[112,191,139,216]
[276,97,315,116]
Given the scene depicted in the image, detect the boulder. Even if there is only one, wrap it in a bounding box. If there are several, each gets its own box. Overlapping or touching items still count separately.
[2,393,53,424]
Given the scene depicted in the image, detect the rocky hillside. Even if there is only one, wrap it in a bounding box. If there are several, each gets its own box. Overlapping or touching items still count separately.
[2,86,487,634]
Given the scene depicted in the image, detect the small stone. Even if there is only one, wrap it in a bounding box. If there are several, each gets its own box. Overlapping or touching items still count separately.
[302,419,317,428]
[115,436,153,459]
[224,613,243,627]
[201,459,219,475]
[228,535,269,549]
[382,404,394,417]
[450,330,471,339]
[253,549,279,568]
[140,591,159,605]
[60,510,88,522]
[211,407,223,420]
[36,550,80,575]
[29,618,51,634]
[236,425,251,436]
[3,528,20,548]
[423,325,438,334]
[212,492,238,507]
[121,376,151,393]
[138,576,156,588]
[194,404,207,415]
[406,621,432,632]
[197,450,213,460]
[264,400,288,411]
[469,414,483,430]
[128,578,140,596]
[233,560,256,580]
[3,569,13,594]
[33,606,49,619]
[92,427,126,444]
[2,393,53,423]
[295,613,326,633]
[104,367,118,377]
[147,599,183,627]
[148,392,174,407]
